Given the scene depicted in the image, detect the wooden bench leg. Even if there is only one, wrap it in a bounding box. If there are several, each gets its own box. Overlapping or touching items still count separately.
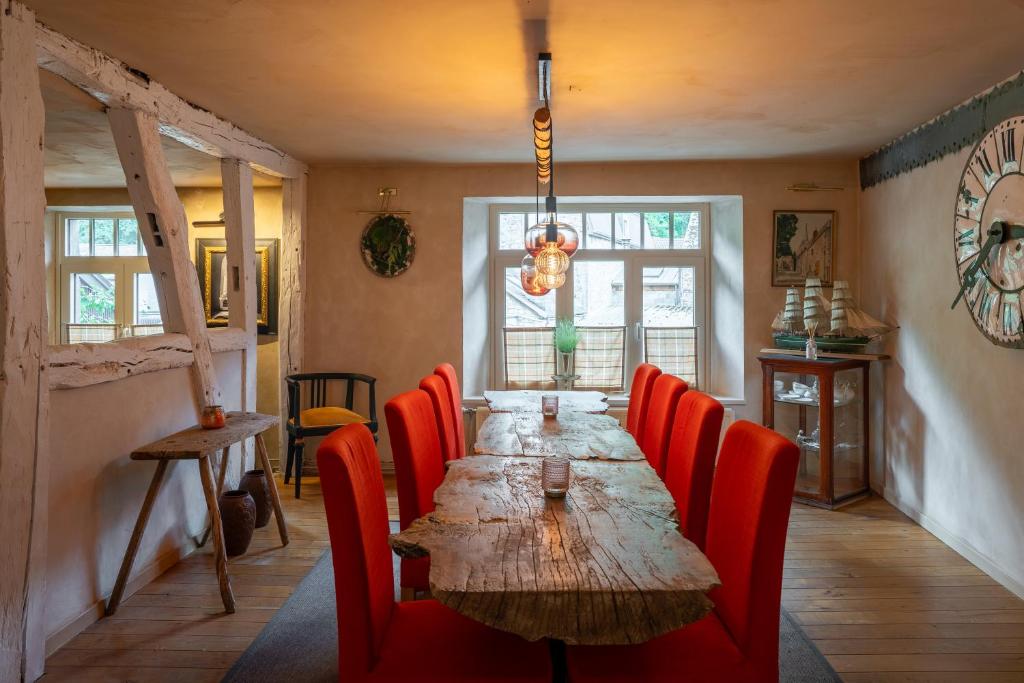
[199,446,233,549]
[198,454,236,614]
[256,433,290,546]
[106,459,168,616]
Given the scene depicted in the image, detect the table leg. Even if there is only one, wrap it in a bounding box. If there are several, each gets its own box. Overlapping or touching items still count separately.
[256,433,290,546]
[198,454,236,614]
[106,459,168,616]
[239,439,248,482]
[217,446,230,494]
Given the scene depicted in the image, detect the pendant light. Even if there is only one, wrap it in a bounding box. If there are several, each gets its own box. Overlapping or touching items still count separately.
[520,53,577,294]
[520,254,550,296]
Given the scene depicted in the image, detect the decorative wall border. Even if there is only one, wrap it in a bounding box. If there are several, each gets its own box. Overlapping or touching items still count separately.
[860,71,1024,189]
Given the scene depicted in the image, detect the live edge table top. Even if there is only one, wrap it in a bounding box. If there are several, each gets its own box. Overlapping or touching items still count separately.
[475,411,645,461]
[132,412,278,460]
[389,454,720,645]
[483,390,609,414]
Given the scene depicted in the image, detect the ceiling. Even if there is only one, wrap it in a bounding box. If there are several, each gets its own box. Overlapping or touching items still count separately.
[27,0,1024,165]
[42,71,279,187]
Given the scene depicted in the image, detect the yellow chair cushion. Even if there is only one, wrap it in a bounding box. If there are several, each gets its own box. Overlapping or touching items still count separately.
[293,406,370,428]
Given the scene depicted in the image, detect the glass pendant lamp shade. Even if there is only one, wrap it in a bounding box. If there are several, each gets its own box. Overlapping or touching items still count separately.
[525,217,580,258]
[520,254,550,296]
[534,242,569,277]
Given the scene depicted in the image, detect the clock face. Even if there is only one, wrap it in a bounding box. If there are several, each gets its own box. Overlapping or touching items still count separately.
[955,116,1024,347]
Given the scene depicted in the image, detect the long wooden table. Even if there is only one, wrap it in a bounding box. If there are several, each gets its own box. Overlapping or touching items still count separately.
[475,411,644,461]
[390,410,720,645]
[483,389,609,414]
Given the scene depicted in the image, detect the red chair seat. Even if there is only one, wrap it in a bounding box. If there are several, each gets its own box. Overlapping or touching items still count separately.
[566,614,755,683]
[371,599,551,682]
[400,556,429,591]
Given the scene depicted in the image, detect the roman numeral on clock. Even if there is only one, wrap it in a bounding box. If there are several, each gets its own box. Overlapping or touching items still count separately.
[976,149,995,177]
[1002,128,1017,163]
[956,228,975,247]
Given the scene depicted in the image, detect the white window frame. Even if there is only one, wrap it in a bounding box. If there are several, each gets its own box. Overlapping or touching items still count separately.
[489,202,710,393]
[55,211,159,342]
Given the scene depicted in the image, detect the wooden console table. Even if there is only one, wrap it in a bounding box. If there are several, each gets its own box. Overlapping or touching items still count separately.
[105,411,288,615]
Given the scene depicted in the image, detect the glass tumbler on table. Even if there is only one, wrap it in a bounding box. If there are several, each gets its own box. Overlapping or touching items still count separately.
[542,456,571,498]
[541,394,559,417]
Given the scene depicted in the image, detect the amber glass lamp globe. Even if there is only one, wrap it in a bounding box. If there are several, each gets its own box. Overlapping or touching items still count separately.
[534,242,569,277]
[520,254,550,296]
[525,218,580,258]
[536,270,566,289]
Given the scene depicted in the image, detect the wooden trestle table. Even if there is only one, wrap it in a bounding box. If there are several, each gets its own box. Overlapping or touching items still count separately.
[105,411,288,616]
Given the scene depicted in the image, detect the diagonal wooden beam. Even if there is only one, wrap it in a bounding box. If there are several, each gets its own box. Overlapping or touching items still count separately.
[34,22,304,179]
[108,106,222,408]
[0,2,50,680]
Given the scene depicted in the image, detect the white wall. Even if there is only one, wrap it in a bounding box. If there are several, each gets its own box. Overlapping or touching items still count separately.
[44,351,244,652]
[861,148,1024,596]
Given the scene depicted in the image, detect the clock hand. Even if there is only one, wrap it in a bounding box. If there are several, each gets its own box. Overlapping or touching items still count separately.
[951,224,1002,310]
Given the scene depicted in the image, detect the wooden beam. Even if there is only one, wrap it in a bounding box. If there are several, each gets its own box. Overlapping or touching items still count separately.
[34,23,305,179]
[107,107,221,409]
[278,174,306,463]
[47,328,248,390]
[0,2,50,680]
[221,158,257,474]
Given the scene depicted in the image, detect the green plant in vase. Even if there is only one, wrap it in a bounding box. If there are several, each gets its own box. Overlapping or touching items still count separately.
[554,318,579,389]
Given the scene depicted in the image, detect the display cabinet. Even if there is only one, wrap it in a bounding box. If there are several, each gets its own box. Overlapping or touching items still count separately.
[759,354,870,509]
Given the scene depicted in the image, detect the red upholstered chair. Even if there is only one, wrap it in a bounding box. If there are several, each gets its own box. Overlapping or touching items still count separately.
[385,389,446,597]
[434,363,466,459]
[566,420,800,683]
[639,374,688,478]
[420,375,459,462]
[317,424,552,683]
[626,363,662,438]
[663,391,725,551]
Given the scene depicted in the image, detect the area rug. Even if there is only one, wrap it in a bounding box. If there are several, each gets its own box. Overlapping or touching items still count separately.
[223,525,840,682]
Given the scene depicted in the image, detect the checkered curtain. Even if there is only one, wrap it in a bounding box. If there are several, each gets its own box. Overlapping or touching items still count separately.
[504,327,556,389]
[644,327,698,388]
[65,324,118,344]
[575,326,626,392]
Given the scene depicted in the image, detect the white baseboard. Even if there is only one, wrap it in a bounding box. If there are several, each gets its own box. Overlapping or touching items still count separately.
[883,486,1024,600]
[45,541,197,657]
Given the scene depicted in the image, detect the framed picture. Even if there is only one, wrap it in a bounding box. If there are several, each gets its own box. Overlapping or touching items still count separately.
[772,210,836,287]
[195,238,279,334]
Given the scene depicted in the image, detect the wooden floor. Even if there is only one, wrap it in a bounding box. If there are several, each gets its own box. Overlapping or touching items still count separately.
[43,477,1024,682]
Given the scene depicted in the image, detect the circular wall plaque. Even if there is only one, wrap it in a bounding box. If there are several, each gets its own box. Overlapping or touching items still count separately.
[360,214,415,278]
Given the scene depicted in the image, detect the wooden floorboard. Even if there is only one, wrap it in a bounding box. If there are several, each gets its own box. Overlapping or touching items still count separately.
[42,476,1024,681]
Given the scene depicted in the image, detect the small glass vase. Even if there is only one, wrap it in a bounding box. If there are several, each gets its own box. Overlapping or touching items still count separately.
[541,394,559,417]
[542,456,571,498]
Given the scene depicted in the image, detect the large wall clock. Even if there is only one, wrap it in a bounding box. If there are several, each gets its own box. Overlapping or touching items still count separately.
[953,115,1024,347]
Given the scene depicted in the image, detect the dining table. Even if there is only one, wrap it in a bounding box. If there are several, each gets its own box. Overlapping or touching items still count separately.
[483,389,610,414]
[389,392,720,645]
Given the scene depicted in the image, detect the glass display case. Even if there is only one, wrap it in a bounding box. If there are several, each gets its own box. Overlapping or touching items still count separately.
[759,354,870,509]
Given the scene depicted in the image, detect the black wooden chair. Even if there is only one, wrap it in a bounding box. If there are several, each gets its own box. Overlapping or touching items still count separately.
[285,373,378,498]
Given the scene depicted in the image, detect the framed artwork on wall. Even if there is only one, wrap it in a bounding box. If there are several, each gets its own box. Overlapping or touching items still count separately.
[772,210,836,287]
[195,238,279,334]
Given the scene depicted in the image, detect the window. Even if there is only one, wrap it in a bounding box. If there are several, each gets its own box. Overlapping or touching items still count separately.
[56,212,163,344]
[492,204,707,392]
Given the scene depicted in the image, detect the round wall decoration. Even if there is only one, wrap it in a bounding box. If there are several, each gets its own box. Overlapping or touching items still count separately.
[360,213,415,278]
[953,115,1024,347]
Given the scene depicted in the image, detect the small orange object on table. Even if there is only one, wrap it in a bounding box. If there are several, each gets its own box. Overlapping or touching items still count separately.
[105,412,288,616]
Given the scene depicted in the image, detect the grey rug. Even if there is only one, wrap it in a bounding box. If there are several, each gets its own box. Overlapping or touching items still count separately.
[223,525,840,682]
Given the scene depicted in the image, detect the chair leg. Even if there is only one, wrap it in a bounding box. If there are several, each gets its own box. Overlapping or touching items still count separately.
[293,439,304,499]
[284,434,296,484]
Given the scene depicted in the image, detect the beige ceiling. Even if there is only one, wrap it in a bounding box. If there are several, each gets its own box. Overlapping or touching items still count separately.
[42,71,279,188]
[27,0,1024,164]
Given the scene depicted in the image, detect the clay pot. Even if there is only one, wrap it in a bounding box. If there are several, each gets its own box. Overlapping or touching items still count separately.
[239,469,272,528]
[218,490,256,556]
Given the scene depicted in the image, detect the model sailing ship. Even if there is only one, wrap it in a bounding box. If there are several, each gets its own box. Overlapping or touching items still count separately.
[772,278,893,353]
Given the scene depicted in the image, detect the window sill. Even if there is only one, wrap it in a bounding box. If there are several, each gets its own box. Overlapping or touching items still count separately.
[465,393,745,408]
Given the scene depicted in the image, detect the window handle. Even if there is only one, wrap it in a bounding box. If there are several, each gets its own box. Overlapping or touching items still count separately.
[634,322,643,342]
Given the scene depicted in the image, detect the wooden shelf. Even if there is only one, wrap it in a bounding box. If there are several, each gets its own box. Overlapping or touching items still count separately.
[760,347,890,361]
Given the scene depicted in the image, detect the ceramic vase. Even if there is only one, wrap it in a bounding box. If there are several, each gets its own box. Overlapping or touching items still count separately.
[218,490,256,556]
[239,469,272,528]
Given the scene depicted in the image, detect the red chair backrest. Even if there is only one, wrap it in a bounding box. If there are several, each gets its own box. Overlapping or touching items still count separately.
[663,391,724,550]
[626,363,662,437]
[639,373,687,477]
[433,363,466,459]
[419,375,459,461]
[316,424,395,680]
[705,420,799,676]
[385,389,446,531]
